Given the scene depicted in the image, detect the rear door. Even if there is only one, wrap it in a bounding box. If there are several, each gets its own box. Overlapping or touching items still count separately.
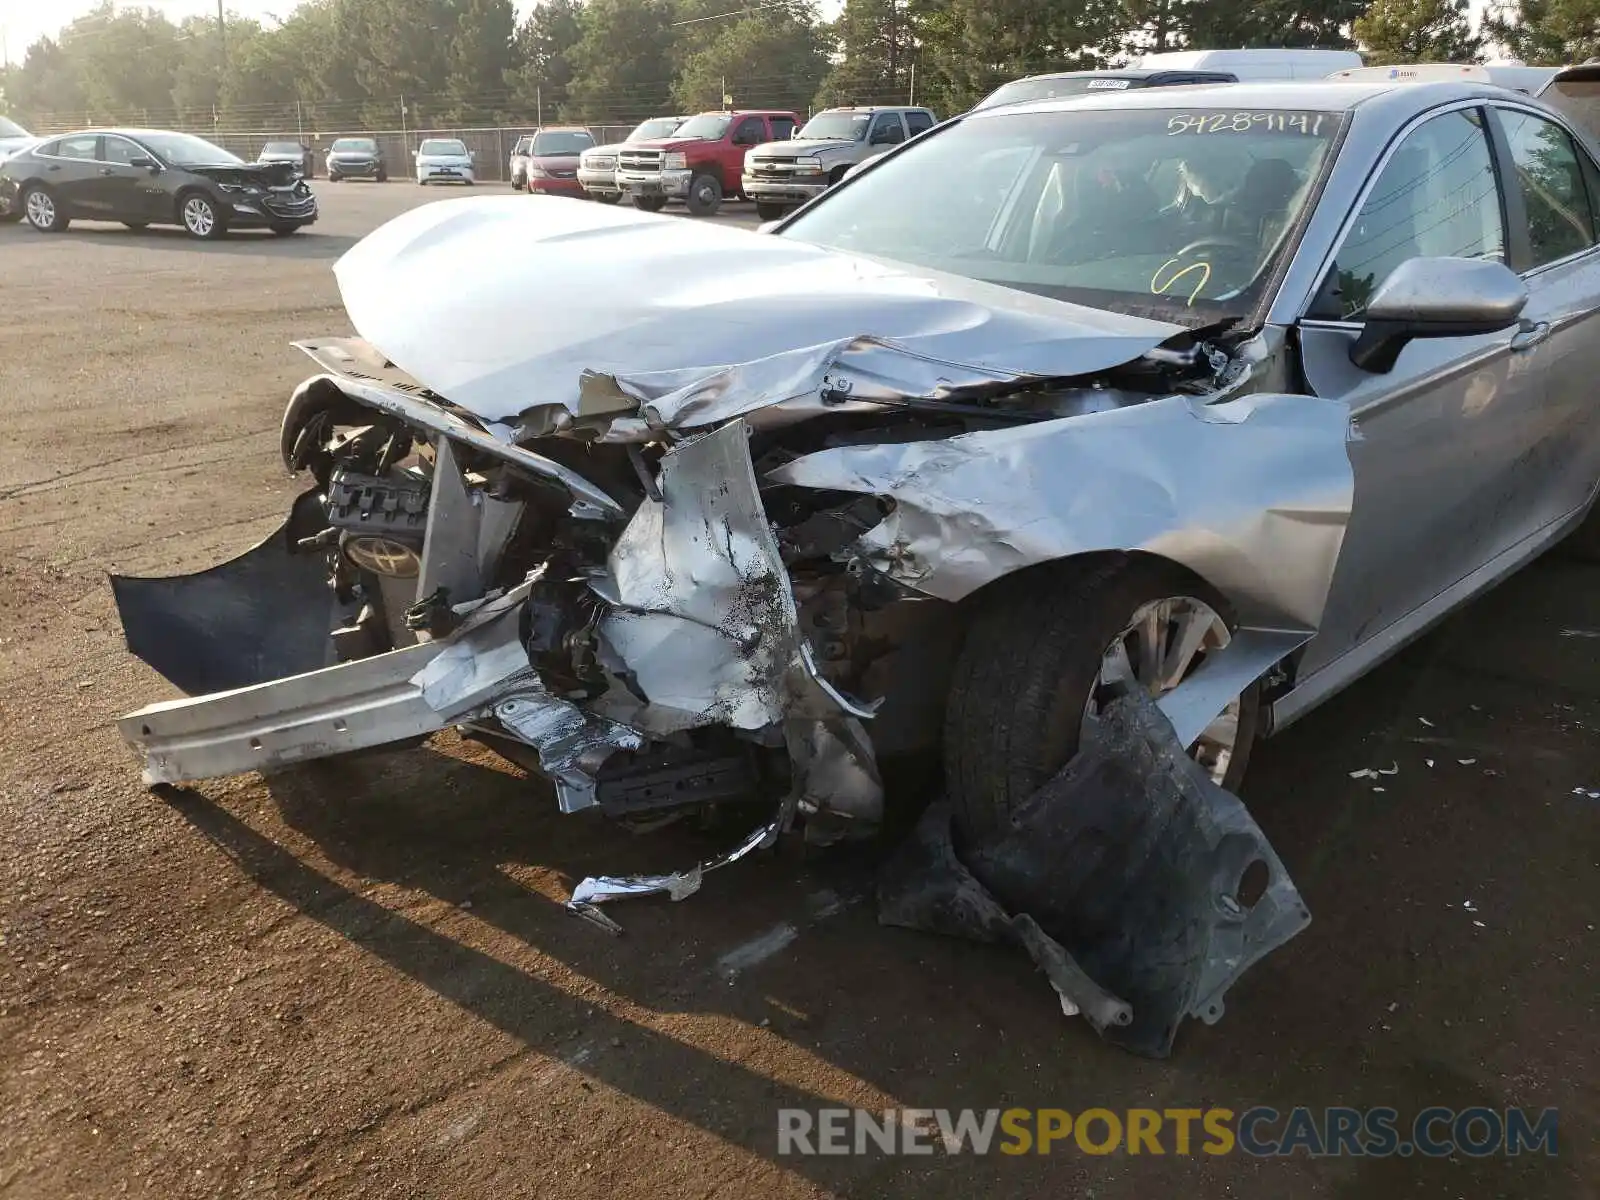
[40,134,102,214]
[1479,101,1600,538]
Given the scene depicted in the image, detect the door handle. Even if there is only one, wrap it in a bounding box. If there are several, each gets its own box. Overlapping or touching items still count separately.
[1511,320,1552,352]
[46,164,60,172]
[99,168,115,176]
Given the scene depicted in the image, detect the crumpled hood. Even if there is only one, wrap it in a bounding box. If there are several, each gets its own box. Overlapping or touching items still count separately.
[190,162,299,187]
[332,196,1186,428]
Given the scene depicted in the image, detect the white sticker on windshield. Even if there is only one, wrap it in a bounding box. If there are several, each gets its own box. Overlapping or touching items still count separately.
[1087,79,1133,90]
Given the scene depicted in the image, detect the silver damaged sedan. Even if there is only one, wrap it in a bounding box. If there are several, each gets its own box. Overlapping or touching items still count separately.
[111,79,1600,962]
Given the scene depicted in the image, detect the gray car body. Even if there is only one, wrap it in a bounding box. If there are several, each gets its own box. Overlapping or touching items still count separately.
[112,79,1600,800]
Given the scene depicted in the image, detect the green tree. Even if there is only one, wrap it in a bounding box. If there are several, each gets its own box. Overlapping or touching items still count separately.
[1484,0,1600,64]
[506,0,584,119]
[814,0,913,107]
[562,0,676,123]
[7,37,87,123]
[446,0,515,121]
[1354,0,1481,63]
[57,5,186,123]
[674,1,829,114]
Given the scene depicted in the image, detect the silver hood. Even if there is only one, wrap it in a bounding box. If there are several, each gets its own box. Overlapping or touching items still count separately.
[331,196,1185,430]
[757,137,856,155]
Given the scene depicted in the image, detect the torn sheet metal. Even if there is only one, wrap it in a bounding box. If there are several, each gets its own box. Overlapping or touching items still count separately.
[770,391,1354,631]
[120,580,536,785]
[591,419,804,735]
[330,196,1185,430]
[493,685,645,814]
[880,687,1310,1058]
[566,818,781,931]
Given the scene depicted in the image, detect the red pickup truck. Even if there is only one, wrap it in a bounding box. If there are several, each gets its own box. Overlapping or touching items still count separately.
[614,109,800,217]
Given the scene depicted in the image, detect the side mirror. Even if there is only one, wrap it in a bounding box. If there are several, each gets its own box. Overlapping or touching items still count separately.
[129,155,159,170]
[1349,257,1528,373]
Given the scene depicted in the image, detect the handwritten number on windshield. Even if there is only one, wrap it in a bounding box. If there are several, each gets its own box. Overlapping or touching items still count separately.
[1167,112,1325,136]
[1151,259,1212,306]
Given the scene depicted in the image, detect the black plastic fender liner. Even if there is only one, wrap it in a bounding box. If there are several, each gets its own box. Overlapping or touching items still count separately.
[111,488,353,696]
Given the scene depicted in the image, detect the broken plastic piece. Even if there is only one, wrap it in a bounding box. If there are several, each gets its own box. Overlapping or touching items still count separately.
[878,687,1310,1057]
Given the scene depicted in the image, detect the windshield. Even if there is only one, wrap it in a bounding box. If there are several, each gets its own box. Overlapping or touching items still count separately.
[261,141,302,154]
[332,138,376,153]
[975,77,1135,111]
[0,117,31,138]
[629,117,686,141]
[533,130,593,156]
[1540,75,1600,142]
[139,132,243,166]
[419,139,467,155]
[674,114,731,140]
[781,106,1340,325]
[797,112,871,141]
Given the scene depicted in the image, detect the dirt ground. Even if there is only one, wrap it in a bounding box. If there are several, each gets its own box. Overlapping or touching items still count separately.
[0,184,1596,1200]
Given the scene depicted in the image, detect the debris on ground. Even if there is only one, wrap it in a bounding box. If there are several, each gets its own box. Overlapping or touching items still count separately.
[876,687,1311,1058]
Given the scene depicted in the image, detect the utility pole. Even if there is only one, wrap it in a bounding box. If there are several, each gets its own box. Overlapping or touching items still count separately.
[537,85,542,126]
[909,62,915,105]
[217,0,227,70]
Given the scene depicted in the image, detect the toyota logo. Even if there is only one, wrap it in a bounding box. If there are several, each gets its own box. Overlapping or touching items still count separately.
[342,534,422,578]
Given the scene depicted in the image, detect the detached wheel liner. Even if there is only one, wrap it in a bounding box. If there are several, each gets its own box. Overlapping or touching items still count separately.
[944,554,1260,841]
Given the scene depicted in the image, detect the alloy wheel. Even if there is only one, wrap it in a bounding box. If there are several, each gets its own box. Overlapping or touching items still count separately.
[1087,595,1240,784]
[25,189,55,229]
[182,196,216,238]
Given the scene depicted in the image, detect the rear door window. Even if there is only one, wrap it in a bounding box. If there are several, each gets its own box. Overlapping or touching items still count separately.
[1496,108,1598,268]
[770,116,797,140]
[53,135,99,161]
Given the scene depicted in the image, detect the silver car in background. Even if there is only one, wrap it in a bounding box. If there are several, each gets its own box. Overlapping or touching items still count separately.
[578,115,689,203]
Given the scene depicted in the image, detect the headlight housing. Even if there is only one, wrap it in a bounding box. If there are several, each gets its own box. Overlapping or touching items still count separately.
[663,152,688,171]
[795,156,823,174]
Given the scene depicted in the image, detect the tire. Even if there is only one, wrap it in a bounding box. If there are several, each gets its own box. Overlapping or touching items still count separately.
[944,555,1261,840]
[178,191,226,240]
[755,201,789,222]
[376,171,388,183]
[122,221,150,231]
[597,192,622,205]
[22,185,69,232]
[329,173,342,182]
[684,172,722,217]
[417,177,427,186]
[269,223,301,237]
[632,194,668,213]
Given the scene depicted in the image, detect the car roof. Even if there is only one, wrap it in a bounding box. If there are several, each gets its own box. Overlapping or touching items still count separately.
[967,79,1492,119]
[532,126,592,133]
[1011,67,1234,83]
[817,105,932,112]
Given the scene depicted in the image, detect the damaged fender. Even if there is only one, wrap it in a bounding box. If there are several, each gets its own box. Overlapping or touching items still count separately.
[769,390,1355,633]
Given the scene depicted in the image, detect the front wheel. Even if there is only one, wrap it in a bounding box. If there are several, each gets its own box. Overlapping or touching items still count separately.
[269,223,301,237]
[632,194,668,213]
[23,186,69,232]
[944,556,1260,841]
[755,201,789,222]
[596,192,622,205]
[179,192,226,240]
[376,171,388,183]
[684,172,722,217]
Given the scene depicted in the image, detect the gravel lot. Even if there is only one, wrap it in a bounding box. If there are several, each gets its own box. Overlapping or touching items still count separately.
[0,181,1596,1199]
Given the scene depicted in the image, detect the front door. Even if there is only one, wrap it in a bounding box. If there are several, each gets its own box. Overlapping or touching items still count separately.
[94,134,164,222]
[1295,105,1532,676]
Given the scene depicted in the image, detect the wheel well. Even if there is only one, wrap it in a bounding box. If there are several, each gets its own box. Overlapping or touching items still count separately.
[954,549,1224,621]
[173,185,214,218]
[829,164,849,184]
